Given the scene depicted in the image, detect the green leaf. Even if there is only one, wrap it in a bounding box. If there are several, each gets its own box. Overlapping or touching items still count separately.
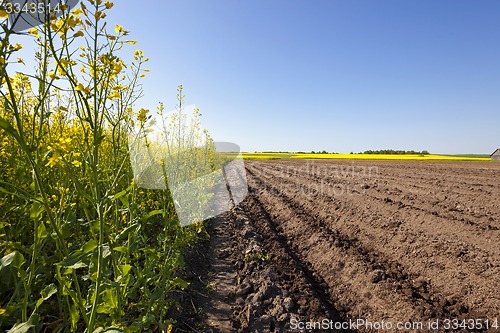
[112,188,129,200]
[36,283,58,308]
[93,327,123,333]
[60,239,98,269]
[172,276,189,289]
[0,186,14,195]
[0,117,30,153]
[0,252,16,271]
[118,196,129,208]
[59,250,89,269]
[113,246,127,253]
[35,298,44,309]
[82,239,98,253]
[120,264,132,277]
[97,289,118,314]
[7,321,35,333]
[30,201,44,221]
[0,252,18,287]
[0,118,20,141]
[0,184,31,201]
[69,303,79,332]
[140,209,164,221]
[36,223,47,243]
[102,245,111,259]
[112,185,132,208]
[40,283,57,300]
[11,251,25,270]
[115,223,140,241]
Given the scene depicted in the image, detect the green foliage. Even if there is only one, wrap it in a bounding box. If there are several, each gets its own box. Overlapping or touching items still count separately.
[0,1,207,332]
[244,252,270,262]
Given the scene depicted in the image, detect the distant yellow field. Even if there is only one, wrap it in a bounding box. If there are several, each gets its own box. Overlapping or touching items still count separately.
[241,153,491,161]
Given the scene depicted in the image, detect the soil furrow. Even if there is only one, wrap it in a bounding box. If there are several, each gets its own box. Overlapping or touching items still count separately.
[178,159,500,332]
[245,165,479,326]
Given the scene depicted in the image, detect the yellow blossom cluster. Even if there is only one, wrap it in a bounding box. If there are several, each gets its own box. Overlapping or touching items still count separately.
[0,136,12,159]
[137,108,149,123]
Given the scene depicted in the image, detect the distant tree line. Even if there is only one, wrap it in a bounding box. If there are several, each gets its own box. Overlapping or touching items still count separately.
[298,150,338,154]
[362,149,430,155]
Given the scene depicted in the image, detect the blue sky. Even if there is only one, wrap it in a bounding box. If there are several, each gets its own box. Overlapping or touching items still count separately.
[31,1,500,153]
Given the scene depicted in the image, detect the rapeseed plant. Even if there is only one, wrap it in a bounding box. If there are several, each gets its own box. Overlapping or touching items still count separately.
[0,1,204,331]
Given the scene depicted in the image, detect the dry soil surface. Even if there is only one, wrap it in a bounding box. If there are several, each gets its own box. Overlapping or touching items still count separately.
[178,160,500,332]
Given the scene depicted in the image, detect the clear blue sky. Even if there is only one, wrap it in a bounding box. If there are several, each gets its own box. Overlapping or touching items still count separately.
[111,1,498,153]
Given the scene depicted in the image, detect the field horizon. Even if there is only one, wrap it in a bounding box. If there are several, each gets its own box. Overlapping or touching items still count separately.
[240,152,493,161]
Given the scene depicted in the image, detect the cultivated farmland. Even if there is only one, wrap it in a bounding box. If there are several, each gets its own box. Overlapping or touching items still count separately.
[193,159,500,332]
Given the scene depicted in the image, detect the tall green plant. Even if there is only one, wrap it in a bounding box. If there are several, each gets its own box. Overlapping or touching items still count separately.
[0,1,205,332]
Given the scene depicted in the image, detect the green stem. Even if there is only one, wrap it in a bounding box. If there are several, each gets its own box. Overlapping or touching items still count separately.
[88,5,104,330]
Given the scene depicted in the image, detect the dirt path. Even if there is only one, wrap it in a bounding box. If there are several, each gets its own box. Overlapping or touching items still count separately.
[198,203,349,332]
[180,159,500,332]
[202,214,240,332]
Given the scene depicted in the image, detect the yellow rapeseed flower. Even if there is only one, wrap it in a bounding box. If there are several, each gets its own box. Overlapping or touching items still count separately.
[45,155,62,167]
[0,10,8,19]
[115,24,124,34]
[66,15,79,28]
[71,160,82,167]
[95,11,106,20]
[134,50,144,58]
[28,27,39,38]
[137,108,149,122]
[108,91,121,99]
[115,85,128,92]
[49,71,58,80]
[74,30,84,38]
[113,62,123,74]
[55,137,72,152]
[72,7,83,16]
[75,83,90,94]
[105,1,114,9]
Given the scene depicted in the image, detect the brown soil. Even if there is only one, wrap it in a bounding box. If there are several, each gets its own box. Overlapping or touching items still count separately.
[175,159,500,332]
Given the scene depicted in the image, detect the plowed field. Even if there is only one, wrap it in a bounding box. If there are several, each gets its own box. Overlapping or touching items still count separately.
[186,159,500,332]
